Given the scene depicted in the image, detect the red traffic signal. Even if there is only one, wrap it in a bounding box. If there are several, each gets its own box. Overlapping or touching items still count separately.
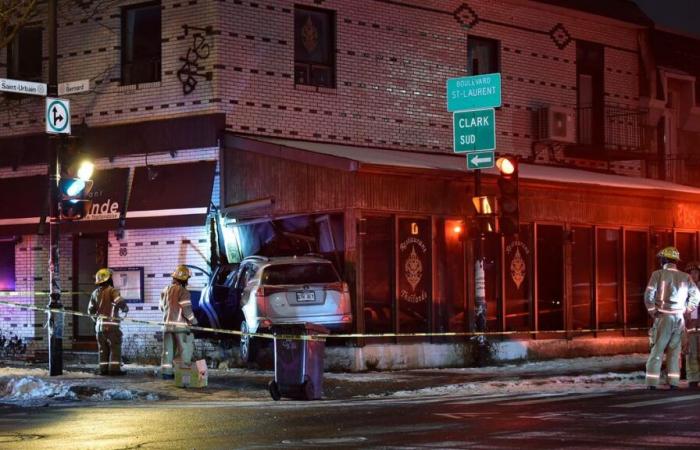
[496,156,519,236]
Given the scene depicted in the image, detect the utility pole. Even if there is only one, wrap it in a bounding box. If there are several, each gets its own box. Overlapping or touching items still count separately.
[47,0,63,376]
[473,169,487,344]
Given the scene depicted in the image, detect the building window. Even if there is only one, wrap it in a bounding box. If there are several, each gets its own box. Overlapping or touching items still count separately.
[468,36,499,75]
[576,41,604,146]
[294,6,335,88]
[7,27,42,81]
[362,216,394,335]
[536,225,564,331]
[121,2,161,85]
[0,241,15,291]
[504,225,532,331]
[571,226,594,331]
[597,228,622,328]
[625,230,648,329]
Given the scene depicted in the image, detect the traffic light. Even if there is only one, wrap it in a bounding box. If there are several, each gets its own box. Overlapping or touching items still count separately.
[59,160,94,220]
[496,156,519,236]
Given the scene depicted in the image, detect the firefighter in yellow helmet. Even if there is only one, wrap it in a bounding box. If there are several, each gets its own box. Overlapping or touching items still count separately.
[644,247,700,389]
[88,268,129,375]
[159,264,198,379]
[684,261,700,388]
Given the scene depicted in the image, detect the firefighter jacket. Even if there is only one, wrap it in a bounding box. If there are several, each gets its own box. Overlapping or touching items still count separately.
[645,263,700,317]
[160,282,198,332]
[88,286,128,332]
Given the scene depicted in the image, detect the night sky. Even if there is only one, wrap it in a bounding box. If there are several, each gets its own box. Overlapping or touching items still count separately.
[633,0,700,37]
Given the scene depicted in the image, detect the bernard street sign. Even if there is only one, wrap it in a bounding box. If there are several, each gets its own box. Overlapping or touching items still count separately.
[58,79,90,95]
[453,108,496,153]
[447,73,501,112]
[46,98,71,135]
[466,151,495,170]
[0,78,47,96]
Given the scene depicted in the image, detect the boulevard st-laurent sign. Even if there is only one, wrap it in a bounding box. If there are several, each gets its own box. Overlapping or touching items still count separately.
[446,73,501,112]
[0,78,47,96]
[452,108,496,153]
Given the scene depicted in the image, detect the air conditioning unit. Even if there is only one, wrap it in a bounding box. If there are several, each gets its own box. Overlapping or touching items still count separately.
[539,106,576,144]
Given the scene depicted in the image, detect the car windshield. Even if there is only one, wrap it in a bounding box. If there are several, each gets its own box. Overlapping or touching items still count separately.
[262,263,340,285]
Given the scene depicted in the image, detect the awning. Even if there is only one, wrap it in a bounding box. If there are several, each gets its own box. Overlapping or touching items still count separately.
[0,175,46,236]
[125,161,216,228]
[229,135,700,196]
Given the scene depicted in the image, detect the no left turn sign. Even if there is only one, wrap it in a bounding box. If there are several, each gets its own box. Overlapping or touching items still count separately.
[46,98,70,134]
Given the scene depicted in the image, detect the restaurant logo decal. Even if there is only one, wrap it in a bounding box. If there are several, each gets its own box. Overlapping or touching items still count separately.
[505,240,529,290]
[400,236,429,303]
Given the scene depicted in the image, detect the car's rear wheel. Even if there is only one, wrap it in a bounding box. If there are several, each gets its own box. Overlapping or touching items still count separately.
[240,321,257,364]
[268,380,281,401]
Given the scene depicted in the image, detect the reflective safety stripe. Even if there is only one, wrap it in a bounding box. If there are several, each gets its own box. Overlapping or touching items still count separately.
[658,309,684,315]
[646,374,660,378]
[179,301,192,305]
[162,364,173,368]
[99,362,110,365]
[647,307,656,311]
[114,296,123,302]
[668,373,680,378]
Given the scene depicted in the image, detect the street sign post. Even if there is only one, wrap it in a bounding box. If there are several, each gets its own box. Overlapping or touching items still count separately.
[58,79,90,95]
[453,108,495,153]
[447,73,501,112]
[466,151,495,170]
[0,78,47,96]
[46,98,71,134]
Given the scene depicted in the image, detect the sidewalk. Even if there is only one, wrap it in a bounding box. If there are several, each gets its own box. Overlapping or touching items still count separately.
[0,354,648,407]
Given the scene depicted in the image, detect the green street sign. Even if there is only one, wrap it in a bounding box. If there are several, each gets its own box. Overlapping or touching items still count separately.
[453,108,495,153]
[447,73,501,112]
[466,151,495,170]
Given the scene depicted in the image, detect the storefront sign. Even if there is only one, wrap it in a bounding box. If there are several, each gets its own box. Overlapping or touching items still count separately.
[84,168,129,221]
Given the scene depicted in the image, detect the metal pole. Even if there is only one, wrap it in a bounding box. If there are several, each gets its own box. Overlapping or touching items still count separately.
[474,169,486,335]
[47,0,63,376]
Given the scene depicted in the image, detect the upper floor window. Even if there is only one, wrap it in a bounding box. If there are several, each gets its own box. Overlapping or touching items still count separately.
[294,6,335,88]
[122,1,161,85]
[0,240,15,291]
[7,27,42,81]
[468,36,499,75]
[576,40,604,146]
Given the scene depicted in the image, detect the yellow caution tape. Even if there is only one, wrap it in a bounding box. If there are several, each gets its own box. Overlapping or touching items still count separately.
[0,298,658,341]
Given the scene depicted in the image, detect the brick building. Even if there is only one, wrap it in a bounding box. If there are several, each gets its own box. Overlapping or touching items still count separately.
[1,0,699,368]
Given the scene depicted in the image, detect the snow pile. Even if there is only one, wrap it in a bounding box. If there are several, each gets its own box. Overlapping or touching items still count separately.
[0,376,77,401]
[89,389,158,401]
[386,371,645,398]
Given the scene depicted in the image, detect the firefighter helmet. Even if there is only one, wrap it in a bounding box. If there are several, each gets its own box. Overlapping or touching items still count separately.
[686,261,700,273]
[171,265,191,281]
[657,246,680,261]
[94,268,113,285]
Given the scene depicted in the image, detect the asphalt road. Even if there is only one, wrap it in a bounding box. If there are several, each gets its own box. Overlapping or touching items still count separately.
[1,387,699,449]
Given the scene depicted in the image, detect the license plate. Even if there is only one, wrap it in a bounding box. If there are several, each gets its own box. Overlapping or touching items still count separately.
[296,291,315,303]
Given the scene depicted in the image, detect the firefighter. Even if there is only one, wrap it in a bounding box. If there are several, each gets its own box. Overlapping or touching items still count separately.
[160,264,198,379]
[645,247,700,389]
[88,268,129,376]
[685,261,700,388]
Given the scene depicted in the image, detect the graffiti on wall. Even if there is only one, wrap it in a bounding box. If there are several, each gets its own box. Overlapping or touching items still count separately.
[177,25,213,95]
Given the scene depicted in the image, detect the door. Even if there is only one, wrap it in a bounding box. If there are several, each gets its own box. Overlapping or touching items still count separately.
[72,233,108,348]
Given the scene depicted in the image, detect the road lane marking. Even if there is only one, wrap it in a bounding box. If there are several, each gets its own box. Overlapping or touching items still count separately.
[612,393,700,408]
[447,392,569,406]
[499,392,611,406]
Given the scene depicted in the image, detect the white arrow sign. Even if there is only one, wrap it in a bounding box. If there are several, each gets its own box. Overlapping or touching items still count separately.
[46,98,71,134]
[470,154,492,165]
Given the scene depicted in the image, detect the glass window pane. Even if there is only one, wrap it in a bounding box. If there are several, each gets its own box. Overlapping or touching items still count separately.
[504,225,532,331]
[439,219,466,333]
[537,225,564,331]
[625,230,648,328]
[261,263,339,285]
[598,228,621,328]
[483,233,501,332]
[0,242,15,291]
[572,227,593,330]
[676,232,697,266]
[362,217,394,334]
[397,219,431,334]
[468,36,499,75]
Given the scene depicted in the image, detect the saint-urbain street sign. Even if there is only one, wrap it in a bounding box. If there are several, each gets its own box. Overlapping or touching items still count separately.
[46,98,71,135]
[0,78,47,96]
[446,73,501,112]
[466,151,495,170]
[453,108,496,153]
